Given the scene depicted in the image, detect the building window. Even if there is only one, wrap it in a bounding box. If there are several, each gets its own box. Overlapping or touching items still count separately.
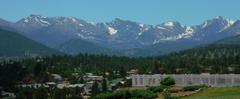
[148,78,152,85]
[152,78,155,84]
[135,78,138,85]
[140,78,143,85]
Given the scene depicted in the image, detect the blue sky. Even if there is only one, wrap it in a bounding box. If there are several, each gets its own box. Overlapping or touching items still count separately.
[1,0,239,25]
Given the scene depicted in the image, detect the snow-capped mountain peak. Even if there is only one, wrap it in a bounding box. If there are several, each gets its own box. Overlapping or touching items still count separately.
[163,21,174,27]
[69,17,78,23]
[19,14,51,26]
[162,21,183,29]
[214,16,224,20]
[199,16,235,31]
[6,15,240,50]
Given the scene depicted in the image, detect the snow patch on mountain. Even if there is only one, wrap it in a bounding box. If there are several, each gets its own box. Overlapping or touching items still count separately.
[156,26,166,30]
[34,17,40,23]
[153,40,160,44]
[23,18,29,23]
[39,19,50,25]
[107,26,118,35]
[78,23,84,27]
[88,21,96,26]
[180,26,194,38]
[21,15,51,26]
[33,17,50,26]
[201,22,208,28]
[164,21,174,27]
[76,33,94,40]
[139,24,144,28]
[153,26,194,44]
[70,17,78,23]
[138,32,143,36]
[220,19,235,32]
[160,37,179,41]
[153,36,180,44]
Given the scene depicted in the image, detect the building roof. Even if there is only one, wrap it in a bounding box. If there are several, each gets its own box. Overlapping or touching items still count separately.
[110,78,124,85]
[67,84,84,88]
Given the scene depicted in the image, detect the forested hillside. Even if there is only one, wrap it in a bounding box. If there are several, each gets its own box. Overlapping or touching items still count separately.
[156,36,240,74]
[56,38,121,55]
[0,28,62,57]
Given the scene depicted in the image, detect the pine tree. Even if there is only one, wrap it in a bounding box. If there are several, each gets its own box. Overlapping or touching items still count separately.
[152,61,160,74]
[102,78,108,92]
[119,66,127,78]
[91,81,100,96]
[33,87,48,99]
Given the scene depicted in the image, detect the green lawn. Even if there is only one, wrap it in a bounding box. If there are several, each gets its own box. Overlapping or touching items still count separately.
[181,87,240,99]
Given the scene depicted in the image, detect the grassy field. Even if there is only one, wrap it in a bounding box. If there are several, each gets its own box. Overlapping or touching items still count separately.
[181,87,240,99]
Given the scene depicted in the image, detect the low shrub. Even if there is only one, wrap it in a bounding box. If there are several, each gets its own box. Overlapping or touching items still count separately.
[147,85,170,93]
[183,84,208,91]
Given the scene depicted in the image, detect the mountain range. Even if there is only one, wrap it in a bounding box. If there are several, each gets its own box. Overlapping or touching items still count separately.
[0,15,240,56]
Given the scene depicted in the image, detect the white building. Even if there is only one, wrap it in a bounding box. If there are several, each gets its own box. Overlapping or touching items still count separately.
[82,73,105,95]
[57,83,84,89]
[83,81,94,95]
[84,75,103,81]
[132,74,240,87]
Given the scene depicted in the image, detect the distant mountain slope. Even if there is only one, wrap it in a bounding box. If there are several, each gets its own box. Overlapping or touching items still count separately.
[160,35,240,60]
[129,40,200,56]
[133,34,240,57]
[214,35,240,45]
[0,28,62,57]
[56,38,120,55]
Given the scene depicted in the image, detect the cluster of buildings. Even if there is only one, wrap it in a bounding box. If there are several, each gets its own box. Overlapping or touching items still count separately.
[132,74,240,87]
[0,87,16,99]
[17,73,129,96]
[18,73,104,95]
